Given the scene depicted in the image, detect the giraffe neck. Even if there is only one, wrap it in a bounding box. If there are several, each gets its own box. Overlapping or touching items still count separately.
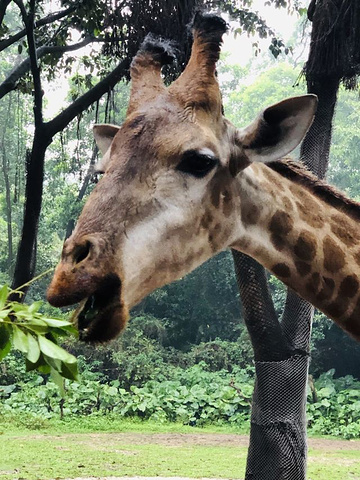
[231,160,360,341]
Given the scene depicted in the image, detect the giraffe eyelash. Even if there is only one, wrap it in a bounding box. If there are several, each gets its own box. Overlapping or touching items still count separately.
[176,150,219,178]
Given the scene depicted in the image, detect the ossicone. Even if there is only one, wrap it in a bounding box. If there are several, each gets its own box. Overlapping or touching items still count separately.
[127,35,176,116]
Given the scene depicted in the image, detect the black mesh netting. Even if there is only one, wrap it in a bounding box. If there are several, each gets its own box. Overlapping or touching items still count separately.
[246,355,309,479]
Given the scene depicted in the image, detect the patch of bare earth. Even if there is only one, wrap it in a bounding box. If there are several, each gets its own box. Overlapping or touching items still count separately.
[26,432,360,451]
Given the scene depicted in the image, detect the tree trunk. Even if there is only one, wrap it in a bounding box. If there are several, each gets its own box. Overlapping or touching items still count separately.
[1,148,13,273]
[1,94,13,274]
[231,251,310,480]
[10,126,50,298]
[231,69,341,480]
[300,77,340,179]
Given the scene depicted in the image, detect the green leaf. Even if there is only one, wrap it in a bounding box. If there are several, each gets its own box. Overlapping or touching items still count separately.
[0,285,9,309]
[43,353,62,372]
[28,301,43,314]
[13,326,29,353]
[38,363,51,375]
[42,318,73,328]
[38,336,76,363]
[27,318,48,326]
[26,352,47,372]
[0,324,11,360]
[26,333,41,363]
[22,323,49,335]
[0,309,11,319]
[50,369,66,397]
[60,360,79,381]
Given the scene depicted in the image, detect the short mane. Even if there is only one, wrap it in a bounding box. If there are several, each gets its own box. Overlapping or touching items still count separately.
[269,159,360,222]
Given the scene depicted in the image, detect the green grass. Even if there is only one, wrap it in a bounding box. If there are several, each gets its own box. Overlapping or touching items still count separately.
[0,415,360,480]
[1,430,360,480]
[0,412,249,435]
[308,449,360,480]
[0,433,248,480]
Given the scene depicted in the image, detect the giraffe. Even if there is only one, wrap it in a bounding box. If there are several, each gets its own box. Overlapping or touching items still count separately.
[47,13,360,344]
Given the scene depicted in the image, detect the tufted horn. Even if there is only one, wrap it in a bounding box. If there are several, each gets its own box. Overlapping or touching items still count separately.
[169,12,228,116]
[127,35,175,116]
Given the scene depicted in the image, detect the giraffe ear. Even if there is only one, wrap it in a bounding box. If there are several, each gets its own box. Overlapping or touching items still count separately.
[93,124,121,173]
[233,95,317,170]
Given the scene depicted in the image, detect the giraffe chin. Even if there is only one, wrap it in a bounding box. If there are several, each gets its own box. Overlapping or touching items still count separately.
[72,275,129,343]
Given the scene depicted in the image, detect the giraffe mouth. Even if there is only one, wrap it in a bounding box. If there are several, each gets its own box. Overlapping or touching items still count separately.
[73,274,129,342]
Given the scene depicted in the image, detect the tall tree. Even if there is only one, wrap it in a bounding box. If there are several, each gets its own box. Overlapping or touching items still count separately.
[233,1,360,478]
[1,0,199,298]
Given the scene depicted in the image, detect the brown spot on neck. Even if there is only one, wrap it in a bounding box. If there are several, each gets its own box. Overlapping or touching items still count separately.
[241,203,260,226]
[272,263,291,278]
[325,299,348,319]
[331,214,359,247]
[339,275,359,299]
[295,261,311,276]
[269,210,293,235]
[316,277,335,303]
[294,231,317,262]
[306,272,321,294]
[323,236,346,273]
[296,201,325,229]
[269,210,293,252]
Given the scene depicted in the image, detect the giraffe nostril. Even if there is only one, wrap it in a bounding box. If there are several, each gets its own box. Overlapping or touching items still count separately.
[74,241,92,265]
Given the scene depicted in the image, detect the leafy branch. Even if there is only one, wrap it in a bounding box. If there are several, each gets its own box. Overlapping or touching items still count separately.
[0,36,100,99]
[0,277,79,392]
[0,4,77,52]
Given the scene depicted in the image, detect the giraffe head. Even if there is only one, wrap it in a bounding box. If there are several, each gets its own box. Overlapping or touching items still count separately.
[47,13,317,342]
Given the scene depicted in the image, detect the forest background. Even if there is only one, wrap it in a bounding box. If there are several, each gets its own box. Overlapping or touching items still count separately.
[1,0,360,440]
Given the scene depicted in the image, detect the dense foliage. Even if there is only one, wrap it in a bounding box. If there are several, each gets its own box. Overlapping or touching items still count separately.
[2,345,360,439]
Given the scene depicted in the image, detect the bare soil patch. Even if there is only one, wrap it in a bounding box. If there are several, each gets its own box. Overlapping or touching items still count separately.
[26,431,360,451]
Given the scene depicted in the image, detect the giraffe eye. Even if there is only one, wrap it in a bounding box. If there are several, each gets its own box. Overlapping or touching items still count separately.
[176,150,218,178]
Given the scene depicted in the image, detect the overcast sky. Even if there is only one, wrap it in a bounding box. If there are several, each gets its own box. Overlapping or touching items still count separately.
[223,2,301,64]
[45,3,302,118]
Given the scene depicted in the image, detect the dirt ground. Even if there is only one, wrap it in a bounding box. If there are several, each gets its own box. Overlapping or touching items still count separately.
[52,432,360,480]
[36,431,360,451]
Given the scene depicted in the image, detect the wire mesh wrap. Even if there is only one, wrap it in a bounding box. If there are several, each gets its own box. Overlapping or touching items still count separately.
[300,77,339,180]
[231,252,292,362]
[231,250,312,480]
[282,290,314,355]
[246,355,309,480]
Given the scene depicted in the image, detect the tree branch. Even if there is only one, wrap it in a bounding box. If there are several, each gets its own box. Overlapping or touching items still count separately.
[46,57,130,138]
[0,37,98,100]
[0,5,77,52]
[0,0,11,28]
[17,0,43,127]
